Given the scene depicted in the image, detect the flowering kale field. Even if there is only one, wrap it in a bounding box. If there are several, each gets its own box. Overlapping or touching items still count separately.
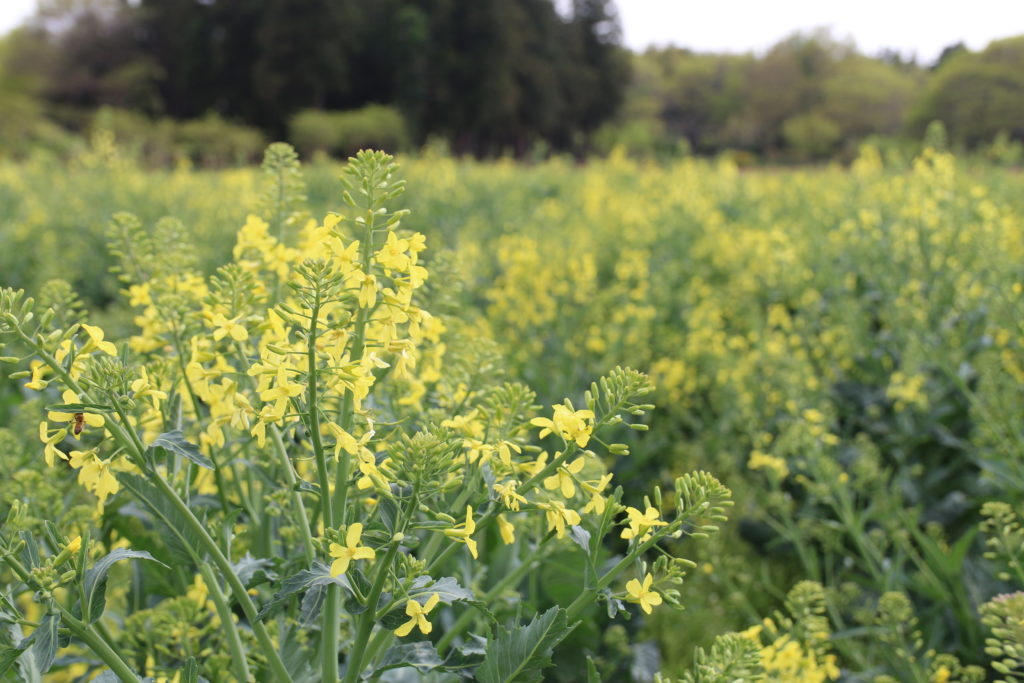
[1,140,1023,681]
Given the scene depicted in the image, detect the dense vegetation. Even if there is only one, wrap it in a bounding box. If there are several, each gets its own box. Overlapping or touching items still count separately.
[2,2,1023,162]
[1,140,1023,680]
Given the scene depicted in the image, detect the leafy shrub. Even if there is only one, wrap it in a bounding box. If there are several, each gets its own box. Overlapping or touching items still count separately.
[289,105,409,158]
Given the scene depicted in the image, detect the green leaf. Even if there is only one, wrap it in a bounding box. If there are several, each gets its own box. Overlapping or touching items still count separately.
[0,644,27,678]
[28,614,58,674]
[118,473,206,564]
[476,607,575,683]
[257,562,348,621]
[232,552,277,587]
[408,576,474,604]
[19,531,39,569]
[568,525,591,555]
[586,657,602,683]
[372,641,443,676]
[181,657,200,683]
[78,549,165,624]
[148,430,214,469]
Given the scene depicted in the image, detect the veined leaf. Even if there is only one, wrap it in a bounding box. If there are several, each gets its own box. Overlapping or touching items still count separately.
[148,430,214,470]
[77,549,165,624]
[118,473,206,564]
[28,614,58,676]
[257,562,348,621]
[476,607,575,683]
[372,641,443,676]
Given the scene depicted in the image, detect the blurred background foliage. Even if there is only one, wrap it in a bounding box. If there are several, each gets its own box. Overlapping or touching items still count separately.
[0,0,1022,164]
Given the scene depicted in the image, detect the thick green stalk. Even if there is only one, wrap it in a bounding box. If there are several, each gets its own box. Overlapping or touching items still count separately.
[306,294,342,683]
[344,490,416,683]
[343,540,401,683]
[199,564,251,682]
[332,205,377,521]
[148,474,294,683]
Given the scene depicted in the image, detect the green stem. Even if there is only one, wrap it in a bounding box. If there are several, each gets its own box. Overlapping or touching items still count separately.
[344,489,416,683]
[362,627,393,682]
[199,564,251,682]
[344,541,401,683]
[332,206,377,522]
[270,425,316,564]
[148,474,293,683]
[306,294,341,683]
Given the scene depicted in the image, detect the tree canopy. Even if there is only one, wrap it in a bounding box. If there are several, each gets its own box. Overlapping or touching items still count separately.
[3,0,629,156]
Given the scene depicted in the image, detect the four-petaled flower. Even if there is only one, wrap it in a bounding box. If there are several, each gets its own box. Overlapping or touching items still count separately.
[620,506,668,542]
[544,457,586,498]
[208,312,248,341]
[531,405,595,448]
[329,523,376,577]
[69,449,120,506]
[625,573,663,614]
[539,500,582,539]
[394,593,440,637]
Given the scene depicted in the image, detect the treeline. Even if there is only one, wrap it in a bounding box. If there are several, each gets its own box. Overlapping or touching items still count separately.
[600,31,1024,161]
[0,0,627,158]
[1,1,1022,163]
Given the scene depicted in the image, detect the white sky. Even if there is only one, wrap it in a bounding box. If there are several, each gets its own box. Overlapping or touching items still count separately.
[615,0,1024,62]
[1,0,1022,64]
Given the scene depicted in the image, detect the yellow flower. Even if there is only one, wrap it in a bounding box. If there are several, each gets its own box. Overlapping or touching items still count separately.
[539,500,581,539]
[394,593,440,637]
[329,523,376,577]
[581,473,613,514]
[620,506,667,542]
[544,457,585,498]
[66,536,82,554]
[625,573,663,614]
[748,450,789,479]
[375,231,411,272]
[326,423,372,462]
[79,323,117,356]
[131,367,168,409]
[69,450,120,506]
[531,405,595,447]
[497,514,516,545]
[39,421,68,467]
[24,360,49,391]
[493,481,527,511]
[442,506,478,558]
[359,272,378,308]
[259,367,304,413]
[208,312,248,342]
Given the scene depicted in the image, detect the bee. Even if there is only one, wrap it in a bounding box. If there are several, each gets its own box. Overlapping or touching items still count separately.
[73,413,85,436]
